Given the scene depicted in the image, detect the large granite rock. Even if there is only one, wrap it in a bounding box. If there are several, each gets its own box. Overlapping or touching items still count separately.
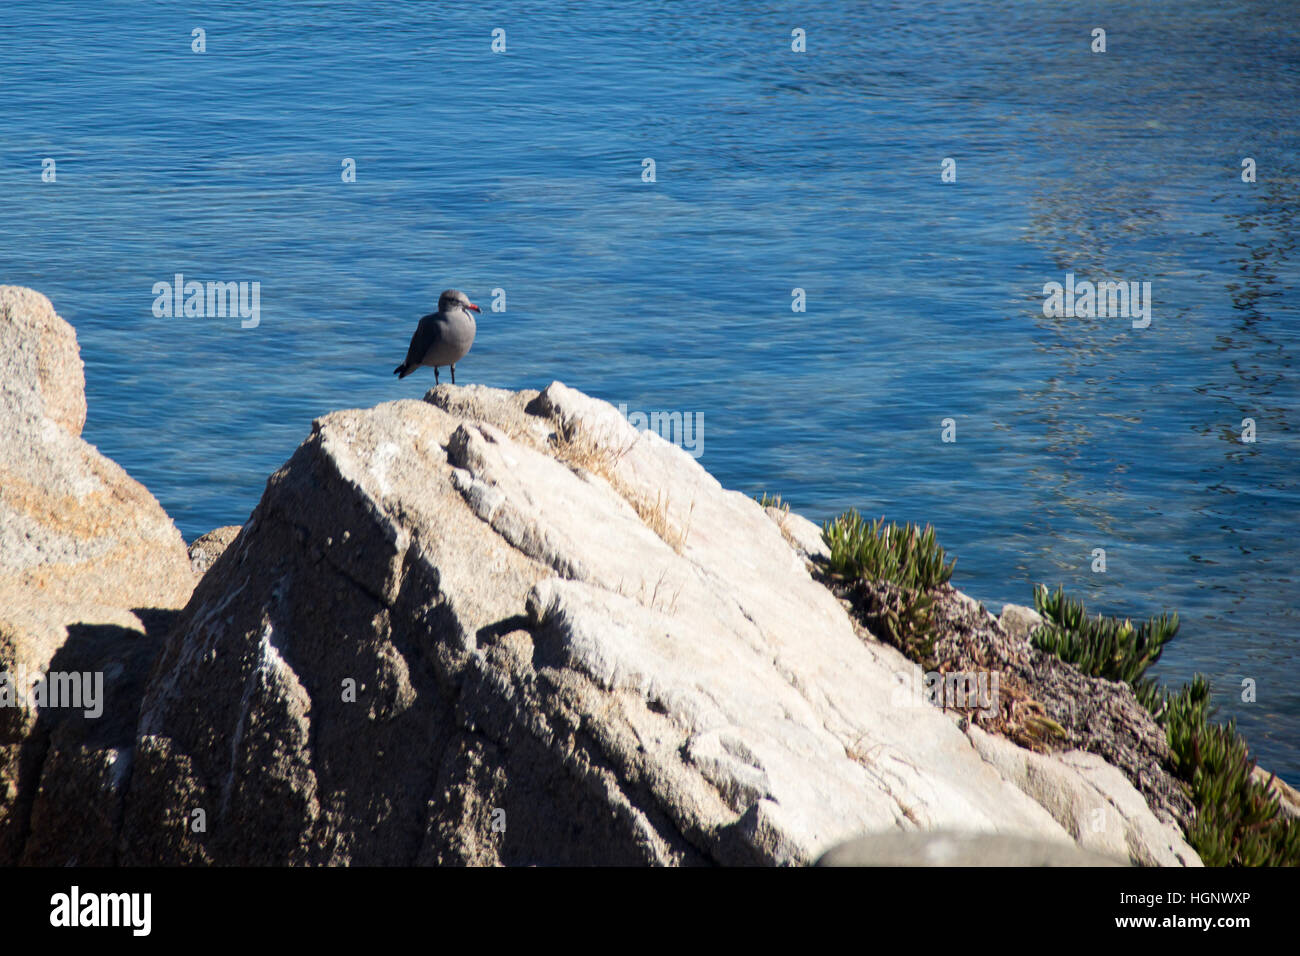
[0,286,1210,867]
[0,286,193,864]
[106,381,1200,865]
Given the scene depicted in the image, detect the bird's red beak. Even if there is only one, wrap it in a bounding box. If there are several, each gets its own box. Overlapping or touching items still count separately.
[467,302,481,313]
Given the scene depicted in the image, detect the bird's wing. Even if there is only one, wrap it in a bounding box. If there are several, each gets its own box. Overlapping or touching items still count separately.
[403,313,442,366]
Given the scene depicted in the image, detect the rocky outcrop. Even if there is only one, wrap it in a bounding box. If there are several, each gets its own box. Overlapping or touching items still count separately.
[0,287,194,864]
[2,284,1210,866]
[968,729,1196,865]
[100,381,1197,866]
[930,583,1191,829]
[784,512,1197,865]
[998,605,1299,834]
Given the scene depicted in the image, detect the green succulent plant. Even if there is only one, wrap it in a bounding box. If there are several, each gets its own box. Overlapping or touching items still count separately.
[1145,677,1299,867]
[822,511,955,591]
[1027,585,1298,867]
[819,511,956,671]
[1031,584,1177,687]
[866,585,938,671]
[817,510,1296,867]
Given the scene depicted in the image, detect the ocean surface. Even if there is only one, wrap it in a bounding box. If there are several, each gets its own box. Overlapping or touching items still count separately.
[1,2,1296,780]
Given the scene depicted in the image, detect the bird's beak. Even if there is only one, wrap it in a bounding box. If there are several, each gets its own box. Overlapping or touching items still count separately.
[467,302,481,313]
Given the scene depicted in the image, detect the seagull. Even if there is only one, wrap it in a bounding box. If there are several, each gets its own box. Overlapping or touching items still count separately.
[393,289,481,384]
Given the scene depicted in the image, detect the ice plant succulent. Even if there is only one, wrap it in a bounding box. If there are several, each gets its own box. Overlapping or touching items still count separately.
[1027,586,1298,866]
[822,510,955,590]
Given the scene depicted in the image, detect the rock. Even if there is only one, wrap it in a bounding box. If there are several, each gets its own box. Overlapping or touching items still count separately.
[0,287,194,864]
[187,525,243,578]
[816,830,1127,866]
[764,507,828,563]
[951,588,991,618]
[424,382,550,448]
[123,398,552,865]
[113,381,1199,866]
[966,728,1200,866]
[844,577,1195,831]
[0,285,85,437]
[999,604,1043,644]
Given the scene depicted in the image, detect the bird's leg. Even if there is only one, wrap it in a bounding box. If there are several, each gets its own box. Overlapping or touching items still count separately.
[450,364,456,385]
[434,367,440,385]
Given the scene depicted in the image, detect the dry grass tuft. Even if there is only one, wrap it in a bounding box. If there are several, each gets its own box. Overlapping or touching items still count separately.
[620,488,695,555]
[549,412,636,479]
[617,568,683,615]
[845,734,882,768]
[548,412,694,554]
[757,491,791,528]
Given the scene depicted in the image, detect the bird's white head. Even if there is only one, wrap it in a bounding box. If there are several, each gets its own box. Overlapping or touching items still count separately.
[439,289,481,314]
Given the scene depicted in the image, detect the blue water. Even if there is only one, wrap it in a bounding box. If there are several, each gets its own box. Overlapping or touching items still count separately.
[2,2,1297,781]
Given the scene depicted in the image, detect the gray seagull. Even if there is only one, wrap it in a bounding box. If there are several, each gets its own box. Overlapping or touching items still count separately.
[393,289,481,384]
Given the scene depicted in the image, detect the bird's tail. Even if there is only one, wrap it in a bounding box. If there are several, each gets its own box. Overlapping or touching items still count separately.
[394,363,411,378]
